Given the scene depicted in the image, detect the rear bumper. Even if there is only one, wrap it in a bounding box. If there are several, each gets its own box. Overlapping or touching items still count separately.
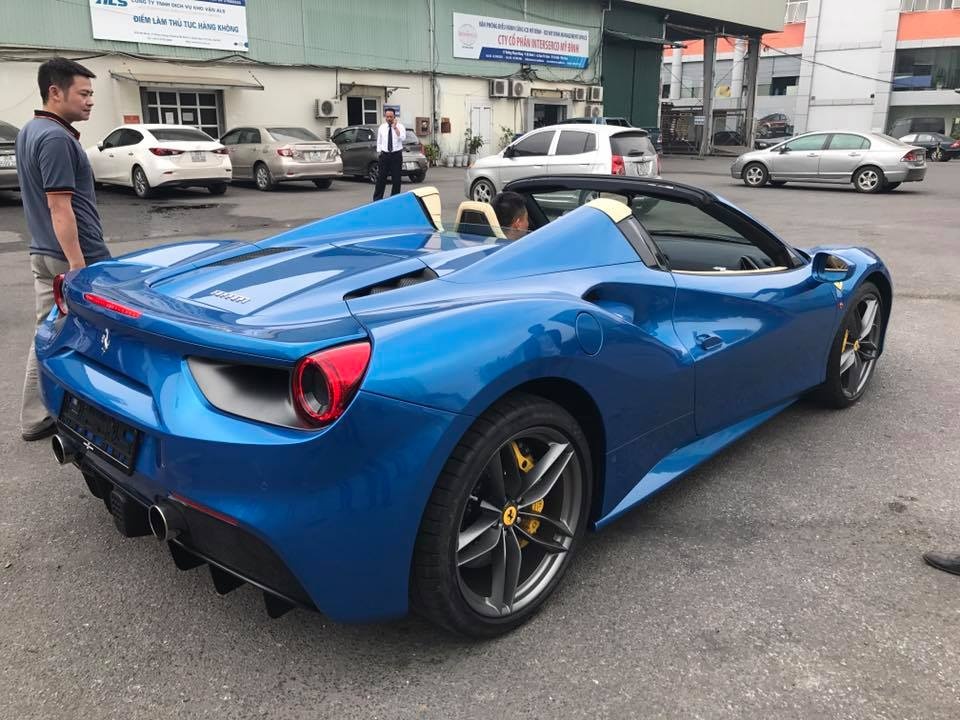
[38,347,469,623]
[272,158,343,181]
[0,167,19,189]
[148,164,233,187]
[884,166,926,183]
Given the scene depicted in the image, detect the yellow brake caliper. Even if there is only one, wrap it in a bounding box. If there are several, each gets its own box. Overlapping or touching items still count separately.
[511,442,544,546]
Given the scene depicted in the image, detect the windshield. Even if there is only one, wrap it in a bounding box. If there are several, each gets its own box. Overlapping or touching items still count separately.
[151,128,215,142]
[267,127,320,142]
[0,121,18,142]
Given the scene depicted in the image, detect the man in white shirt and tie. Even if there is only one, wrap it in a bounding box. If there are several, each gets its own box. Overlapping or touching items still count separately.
[373,108,405,201]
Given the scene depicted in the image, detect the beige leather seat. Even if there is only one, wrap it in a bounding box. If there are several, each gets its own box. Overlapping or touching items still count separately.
[453,201,506,239]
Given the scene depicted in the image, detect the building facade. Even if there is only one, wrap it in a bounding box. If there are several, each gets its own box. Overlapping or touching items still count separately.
[663,0,960,144]
[0,0,782,159]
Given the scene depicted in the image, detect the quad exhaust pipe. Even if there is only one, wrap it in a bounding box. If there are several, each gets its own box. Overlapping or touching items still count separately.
[51,434,82,466]
[148,501,186,542]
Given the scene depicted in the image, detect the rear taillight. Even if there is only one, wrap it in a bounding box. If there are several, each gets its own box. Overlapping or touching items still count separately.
[53,273,68,315]
[611,154,625,175]
[149,147,184,156]
[277,147,294,157]
[901,149,924,163]
[951,141,960,149]
[292,341,371,426]
[212,147,228,155]
[83,293,142,319]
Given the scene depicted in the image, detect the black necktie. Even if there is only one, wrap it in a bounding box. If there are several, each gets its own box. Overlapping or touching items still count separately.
[387,125,393,152]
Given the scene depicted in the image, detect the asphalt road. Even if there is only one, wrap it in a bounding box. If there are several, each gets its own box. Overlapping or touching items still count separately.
[1,160,959,719]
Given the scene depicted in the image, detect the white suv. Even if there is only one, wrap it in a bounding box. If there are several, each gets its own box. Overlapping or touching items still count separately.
[465,124,660,202]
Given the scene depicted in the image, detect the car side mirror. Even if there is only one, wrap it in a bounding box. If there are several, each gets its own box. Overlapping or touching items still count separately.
[504,146,516,159]
[812,251,856,283]
[779,146,790,154]
[97,142,104,151]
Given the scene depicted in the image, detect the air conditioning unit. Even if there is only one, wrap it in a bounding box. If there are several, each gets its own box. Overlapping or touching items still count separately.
[572,87,587,102]
[510,80,531,98]
[315,98,340,119]
[586,104,603,118]
[588,85,604,103]
[489,79,508,98]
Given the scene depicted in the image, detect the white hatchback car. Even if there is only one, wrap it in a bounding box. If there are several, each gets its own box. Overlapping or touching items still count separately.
[465,124,660,202]
[86,124,232,198]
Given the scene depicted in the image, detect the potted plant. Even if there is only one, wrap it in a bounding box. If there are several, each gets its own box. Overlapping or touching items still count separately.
[424,142,440,167]
[464,128,484,165]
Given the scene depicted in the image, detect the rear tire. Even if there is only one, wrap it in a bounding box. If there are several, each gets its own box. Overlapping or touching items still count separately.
[208,183,227,196]
[742,162,769,188]
[853,166,884,194]
[254,162,275,191]
[132,166,153,199]
[411,393,592,638]
[367,161,379,184]
[932,147,944,162]
[312,178,333,189]
[409,171,426,184]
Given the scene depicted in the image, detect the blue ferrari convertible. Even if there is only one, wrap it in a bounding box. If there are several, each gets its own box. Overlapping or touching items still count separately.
[38,176,891,637]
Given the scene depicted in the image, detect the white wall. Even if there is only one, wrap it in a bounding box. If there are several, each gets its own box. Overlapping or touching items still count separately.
[2,54,591,160]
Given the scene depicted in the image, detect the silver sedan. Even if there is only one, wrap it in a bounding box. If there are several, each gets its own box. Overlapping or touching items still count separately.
[731,130,926,193]
[220,126,342,191]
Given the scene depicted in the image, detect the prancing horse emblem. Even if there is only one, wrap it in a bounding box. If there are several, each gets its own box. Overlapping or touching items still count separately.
[100,328,110,353]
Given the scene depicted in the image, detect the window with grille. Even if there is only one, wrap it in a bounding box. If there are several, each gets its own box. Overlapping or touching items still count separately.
[143,89,222,138]
[785,1,808,23]
[900,0,956,11]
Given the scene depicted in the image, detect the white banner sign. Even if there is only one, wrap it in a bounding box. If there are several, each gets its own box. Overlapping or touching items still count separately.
[89,0,248,52]
[453,13,589,69]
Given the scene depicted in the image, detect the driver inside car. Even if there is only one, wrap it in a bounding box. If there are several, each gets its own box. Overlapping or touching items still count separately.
[492,191,530,241]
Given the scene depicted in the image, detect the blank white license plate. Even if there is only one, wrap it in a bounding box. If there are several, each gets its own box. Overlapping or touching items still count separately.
[0,155,15,168]
[306,151,326,161]
[403,162,417,170]
[190,151,205,162]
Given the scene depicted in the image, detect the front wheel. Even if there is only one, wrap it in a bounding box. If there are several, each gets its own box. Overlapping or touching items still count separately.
[132,166,154,199]
[853,166,884,193]
[470,178,495,203]
[816,282,885,408]
[409,171,426,184]
[742,162,769,188]
[367,161,379,184]
[411,394,592,637]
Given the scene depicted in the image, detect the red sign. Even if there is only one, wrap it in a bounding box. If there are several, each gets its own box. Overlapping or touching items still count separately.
[123,114,141,124]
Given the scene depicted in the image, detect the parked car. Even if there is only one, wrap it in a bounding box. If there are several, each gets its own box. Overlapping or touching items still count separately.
[86,124,231,198]
[39,176,891,636]
[0,120,19,190]
[731,130,926,193]
[754,134,792,150]
[756,113,793,138]
[331,125,428,183]
[888,116,944,139]
[897,132,960,162]
[220,126,342,190]
[466,124,660,202]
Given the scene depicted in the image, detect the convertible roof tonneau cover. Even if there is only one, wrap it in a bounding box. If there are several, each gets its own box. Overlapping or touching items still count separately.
[505,175,717,206]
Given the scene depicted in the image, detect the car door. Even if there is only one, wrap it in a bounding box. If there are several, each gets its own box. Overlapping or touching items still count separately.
[354,128,377,175]
[235,128,261,178]
[500,130,556,184]
[220,128,242,175]
[331,128,358,174]
[766,133,829,180]
[818,133,870,181]
[913,133,934,156]
[91,129,126,184]
[548,130,598,175]
[638,195,839,436]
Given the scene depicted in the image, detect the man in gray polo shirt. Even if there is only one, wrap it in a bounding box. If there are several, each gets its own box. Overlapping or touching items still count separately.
[17,57,111,441]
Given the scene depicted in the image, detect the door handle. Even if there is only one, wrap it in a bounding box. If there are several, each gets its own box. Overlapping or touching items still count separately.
[806,153,819,157]
[847,152,861,157]
[696,333,723,351]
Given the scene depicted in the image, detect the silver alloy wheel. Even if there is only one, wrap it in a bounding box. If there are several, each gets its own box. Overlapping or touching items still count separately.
[744,164,766,187]
[456,429,583,618]
[367,162,379,183]
[856,168,881,192]
[255,164,271,190]
[471,179,494,203]
[932,147,944,162]
[133,167,148,197]
[839,293,881,398]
